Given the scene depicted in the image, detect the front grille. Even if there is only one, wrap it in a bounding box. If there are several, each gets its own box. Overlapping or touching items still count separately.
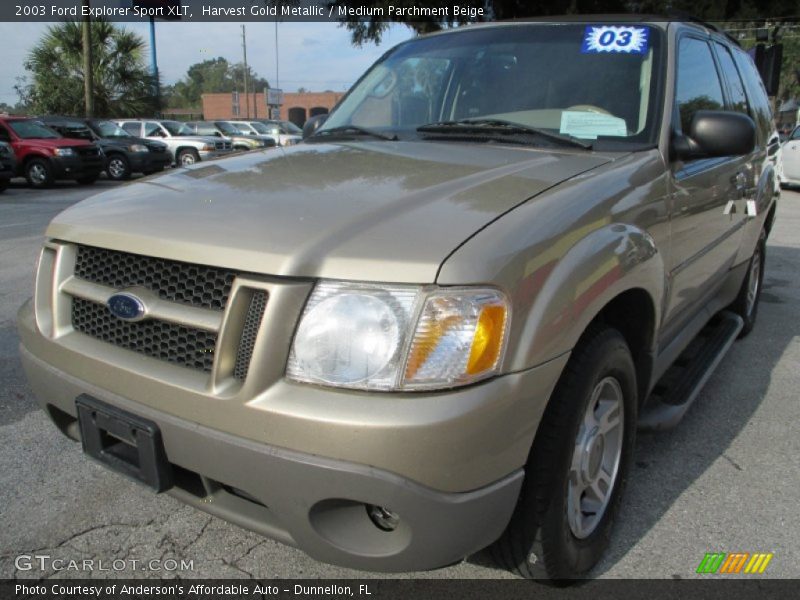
[72,297,216,372]
[233,291,267,381]
[215,141,232,151]
[74,245,236,310]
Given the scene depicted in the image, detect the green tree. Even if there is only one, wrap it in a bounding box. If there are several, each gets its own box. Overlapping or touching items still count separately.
[163,57,269,108]
[17,20,155,117]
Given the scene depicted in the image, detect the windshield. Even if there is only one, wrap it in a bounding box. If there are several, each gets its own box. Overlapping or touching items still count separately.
[214,121,242,135]
[249,122,273,134]
[161,120,194,136]
[9,120,60,139]
[90,120,132,138]
[320,23,664,149]
[281,121,302,135]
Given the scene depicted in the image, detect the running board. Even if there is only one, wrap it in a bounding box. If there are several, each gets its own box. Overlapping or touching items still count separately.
[639,311,743,431]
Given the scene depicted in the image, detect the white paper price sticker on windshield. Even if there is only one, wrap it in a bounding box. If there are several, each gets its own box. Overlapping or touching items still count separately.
[581,26,649,54]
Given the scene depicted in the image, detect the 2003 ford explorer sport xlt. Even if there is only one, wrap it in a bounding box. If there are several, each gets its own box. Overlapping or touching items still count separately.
[18,18,778,580]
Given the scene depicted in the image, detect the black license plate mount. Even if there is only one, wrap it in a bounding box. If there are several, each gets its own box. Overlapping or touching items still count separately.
[75,394,173,492]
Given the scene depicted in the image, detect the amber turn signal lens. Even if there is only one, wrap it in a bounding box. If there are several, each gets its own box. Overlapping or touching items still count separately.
[466,305,507,375]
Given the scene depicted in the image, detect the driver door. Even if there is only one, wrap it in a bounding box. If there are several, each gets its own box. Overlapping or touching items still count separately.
[663,35,749,340]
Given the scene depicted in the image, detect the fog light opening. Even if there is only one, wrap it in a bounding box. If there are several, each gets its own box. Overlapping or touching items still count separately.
[366,504,400,532]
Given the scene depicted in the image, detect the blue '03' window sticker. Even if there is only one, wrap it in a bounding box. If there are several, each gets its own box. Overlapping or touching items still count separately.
[581,26,649,54]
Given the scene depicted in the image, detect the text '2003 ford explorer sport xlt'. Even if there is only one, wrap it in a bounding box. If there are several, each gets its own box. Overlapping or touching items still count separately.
[18,19,778,580]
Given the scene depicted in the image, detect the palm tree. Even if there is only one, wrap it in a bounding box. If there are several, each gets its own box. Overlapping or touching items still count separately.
[18,20,156,117]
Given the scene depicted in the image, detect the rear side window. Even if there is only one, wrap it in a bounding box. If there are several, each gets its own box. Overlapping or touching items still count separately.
[713,43,748,114]
[121,122,141,136]
[675,37,724,133]
[732,50,773,144]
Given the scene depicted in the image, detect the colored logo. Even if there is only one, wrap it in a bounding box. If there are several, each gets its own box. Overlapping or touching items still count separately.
[107,293,146,322]
[696,552,773,574]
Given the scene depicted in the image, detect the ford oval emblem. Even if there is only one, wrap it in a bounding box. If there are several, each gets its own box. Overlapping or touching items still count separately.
[107,293,146,321]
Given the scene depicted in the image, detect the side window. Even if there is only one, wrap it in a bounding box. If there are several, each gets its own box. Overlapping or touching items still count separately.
[675,37,724,133]
[733,49,773,143]
[792,128,800,141]
[713,43,748,114]
[143,122,162,137]
[121,122,141,136]
[0,125,10,142]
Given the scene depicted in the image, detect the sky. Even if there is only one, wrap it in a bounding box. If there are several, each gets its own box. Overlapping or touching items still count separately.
[0,21,415,106]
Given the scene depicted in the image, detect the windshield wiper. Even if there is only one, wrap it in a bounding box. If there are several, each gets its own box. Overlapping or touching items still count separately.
[310,125,397,142]
[417,118,592,150]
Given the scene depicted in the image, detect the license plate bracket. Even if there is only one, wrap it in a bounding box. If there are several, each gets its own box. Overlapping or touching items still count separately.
[75,395,173,492]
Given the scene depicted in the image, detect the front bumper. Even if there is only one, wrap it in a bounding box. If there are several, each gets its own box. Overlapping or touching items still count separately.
[50,155,104,180]
[127,151,172,172]
[18,280,567,570]
[198,150,232,161]
[20,340,526,572]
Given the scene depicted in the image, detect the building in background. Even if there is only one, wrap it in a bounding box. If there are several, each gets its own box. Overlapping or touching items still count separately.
[202,91,344,126]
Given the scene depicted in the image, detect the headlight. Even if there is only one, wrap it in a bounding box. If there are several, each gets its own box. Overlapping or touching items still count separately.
[54,148,75,157]
[287,282,509,391]
[128,144,148,153]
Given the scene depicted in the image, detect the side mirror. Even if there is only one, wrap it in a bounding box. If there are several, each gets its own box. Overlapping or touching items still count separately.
[302,114,328,139]
[673,111,756,160]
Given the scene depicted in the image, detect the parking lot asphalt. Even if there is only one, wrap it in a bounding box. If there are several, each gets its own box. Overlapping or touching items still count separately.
[0,176,798,580]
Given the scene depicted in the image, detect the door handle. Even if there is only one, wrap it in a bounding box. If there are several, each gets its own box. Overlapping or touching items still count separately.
[723,200,737,215]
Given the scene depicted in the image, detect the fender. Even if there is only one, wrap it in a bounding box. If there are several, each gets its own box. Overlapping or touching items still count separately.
[510,223,664,372]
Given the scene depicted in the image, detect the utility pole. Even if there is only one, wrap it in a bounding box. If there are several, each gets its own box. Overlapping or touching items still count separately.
[241,24,250,119]
[149,17,160,113]
[82,0,94,117]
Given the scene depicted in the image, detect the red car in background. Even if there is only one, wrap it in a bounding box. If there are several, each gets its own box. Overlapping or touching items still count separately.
[0,117,104,188]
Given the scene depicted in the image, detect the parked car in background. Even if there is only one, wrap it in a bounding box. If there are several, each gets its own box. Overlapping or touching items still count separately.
[777,125,800,189]
[116,120,233,167]
[0,140,15,193]
[185,121,275,151]
[0,117,103,188]
[38,117,172,181]
[231,121,303,146]
[259,119,303,146]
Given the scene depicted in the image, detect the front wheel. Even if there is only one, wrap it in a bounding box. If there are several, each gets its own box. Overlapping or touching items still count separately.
[106,154,131,181]
[177,149,199,166]
[491,326,637,581]
[25,158,53,188]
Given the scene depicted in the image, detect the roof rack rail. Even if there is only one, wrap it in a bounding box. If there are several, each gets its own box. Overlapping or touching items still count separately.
[665,10,742,46]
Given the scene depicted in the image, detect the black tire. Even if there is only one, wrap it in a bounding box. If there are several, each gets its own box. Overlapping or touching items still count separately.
[491,325,637,581]
[76,174,99,185]
[106,154,131,181]
[730,230,766,338]
[177,148,200,166]
[25,158,54,189]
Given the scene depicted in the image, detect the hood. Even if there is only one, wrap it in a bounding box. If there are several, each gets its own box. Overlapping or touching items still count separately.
[20,137,93,149]
[95,137,162,149]
[170,135,221,145]
[47,141,615,283]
